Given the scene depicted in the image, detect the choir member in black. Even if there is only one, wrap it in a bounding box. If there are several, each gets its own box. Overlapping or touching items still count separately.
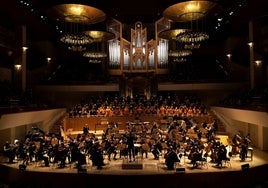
[164,146,179,170]
[3,141,15,163]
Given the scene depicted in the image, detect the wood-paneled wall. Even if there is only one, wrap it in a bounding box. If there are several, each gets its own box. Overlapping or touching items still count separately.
[63,115,163,132]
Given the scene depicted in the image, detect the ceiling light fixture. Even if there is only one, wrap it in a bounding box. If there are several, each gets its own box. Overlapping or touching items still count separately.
[46,4,106,50]
[168,50,192,57]
[60,32,94,46]
[83,42,108,62]
[173,57,187,63]
[83,51,107,58]
[184,43,201,49]
[163,1,218,44]
[68,45,86,52]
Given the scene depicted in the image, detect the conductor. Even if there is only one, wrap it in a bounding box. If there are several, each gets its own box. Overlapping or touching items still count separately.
[126,131,136,162]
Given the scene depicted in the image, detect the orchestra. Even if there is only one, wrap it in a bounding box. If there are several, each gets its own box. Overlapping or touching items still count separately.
[2,114,252,172]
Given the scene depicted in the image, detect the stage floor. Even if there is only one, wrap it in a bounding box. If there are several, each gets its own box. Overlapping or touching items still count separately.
[1,147,268,175]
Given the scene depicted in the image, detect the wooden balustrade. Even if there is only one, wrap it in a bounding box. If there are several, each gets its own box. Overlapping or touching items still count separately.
[63,114,221,135]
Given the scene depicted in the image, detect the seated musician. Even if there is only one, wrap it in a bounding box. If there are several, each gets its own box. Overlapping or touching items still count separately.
[3,141,15,163]
[54,143,68,168]
[17,140,30,165]
[106,139,117,161]
[216,143,228,168]
[151,140,162,160]
[232,132,242,155]
[140,139,149,159]
[90,139,105,169]
[35,142,49,167]
[164,146,179,170]
[76,147,87,169]
[50,134,59,148]
[191,146,203,168]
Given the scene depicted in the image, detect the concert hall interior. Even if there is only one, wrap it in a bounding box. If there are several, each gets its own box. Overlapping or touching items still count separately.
[0,0,268,188]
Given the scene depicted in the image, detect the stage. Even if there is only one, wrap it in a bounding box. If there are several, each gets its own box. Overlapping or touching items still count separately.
[1,147,268,175]
[0,148,268,188]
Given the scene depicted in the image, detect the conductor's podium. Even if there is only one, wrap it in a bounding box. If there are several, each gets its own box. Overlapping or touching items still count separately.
[122,158,143,169]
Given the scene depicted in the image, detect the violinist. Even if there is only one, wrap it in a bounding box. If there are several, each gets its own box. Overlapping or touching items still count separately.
[106,139,117,161]
[117,134,128,159]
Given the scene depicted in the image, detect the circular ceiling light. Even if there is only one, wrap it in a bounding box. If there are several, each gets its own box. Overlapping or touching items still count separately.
[163,1,218,22]
[83,30,116,42]
[46,4,106,24]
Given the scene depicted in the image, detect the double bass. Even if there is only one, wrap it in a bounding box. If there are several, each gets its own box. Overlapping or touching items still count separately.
[231,134,242,155]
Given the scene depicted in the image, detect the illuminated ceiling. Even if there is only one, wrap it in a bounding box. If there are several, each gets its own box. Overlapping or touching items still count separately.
[0,0,267,83]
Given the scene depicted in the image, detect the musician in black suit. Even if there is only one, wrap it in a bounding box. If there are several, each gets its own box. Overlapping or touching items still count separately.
[216,143,228,168]
[151,140,162,160]
[90,140,105,169]
[191,146,203,168]
[164,146,179,170]
[83,124,89,135]
[126,131,136,162]
[54,143,68,168]
[106,139,117,161]
[3,141,15,163]
[35,142,49,167]
[240,134,251,161]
